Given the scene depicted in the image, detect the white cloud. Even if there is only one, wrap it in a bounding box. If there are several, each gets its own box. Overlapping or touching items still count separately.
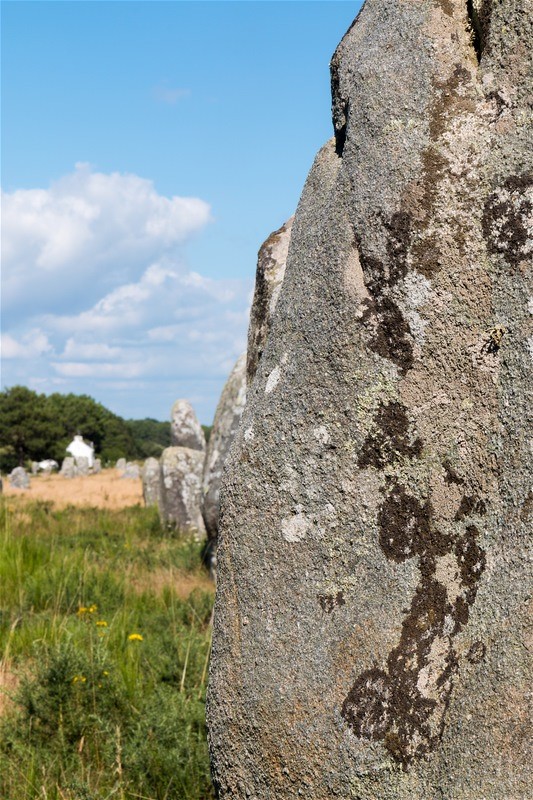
[1,329,52,359]
[1,163,211,323]
[1,166,252,423]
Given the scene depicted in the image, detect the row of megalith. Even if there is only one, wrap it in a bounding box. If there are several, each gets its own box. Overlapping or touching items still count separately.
[141,218,293,562]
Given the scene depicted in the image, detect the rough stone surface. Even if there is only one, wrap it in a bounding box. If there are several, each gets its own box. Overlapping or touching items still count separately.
[75,456,90,477]
[60,457,76,478]
[121,462,140,480]
[170,400,206,451]
[92,459,102,474]
[142,457,161,507]
[9,467,30,489]
[247,217,293,385]
[202,354,247,560]
[159,447,206,540]
[207,2,532,798]
[115,458,127,472]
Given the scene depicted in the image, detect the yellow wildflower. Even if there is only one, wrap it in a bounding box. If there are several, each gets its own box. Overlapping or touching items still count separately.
[128,633,143,642]
[77,606,88,616]
[88,604,97,613]
[72,675,87,684]
[103,671,109,676]
[96,620,108,627]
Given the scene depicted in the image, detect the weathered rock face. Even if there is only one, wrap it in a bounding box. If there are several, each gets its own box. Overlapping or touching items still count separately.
[247,217,293,385]
[159,447,206,540]
[75,456,90,477]
[121,462,140,480]
[142,457,161,507]
[115,458,127,472]
[202,354,247,553]
[207,2,532,798]
[170,400,206,451]
[9,467,30,489]
[60,457,76,478]
[92,458,102,474]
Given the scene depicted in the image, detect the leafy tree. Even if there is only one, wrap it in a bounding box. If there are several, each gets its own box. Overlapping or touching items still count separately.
[0,387,63,471]
[125,418,171,459]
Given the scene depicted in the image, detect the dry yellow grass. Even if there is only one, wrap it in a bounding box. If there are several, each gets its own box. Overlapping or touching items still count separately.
[2,468,143,510]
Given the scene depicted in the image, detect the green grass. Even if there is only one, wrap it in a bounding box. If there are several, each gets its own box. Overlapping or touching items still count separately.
[0,499,215,800]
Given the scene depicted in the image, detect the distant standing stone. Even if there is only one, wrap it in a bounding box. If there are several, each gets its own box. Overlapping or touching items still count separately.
[247,217,293,385]
[142,457,161,507]
[60,457,76,478]
[159,447,206,540]
[9,467,30,489]
[31,461,39,475]
[92,459,102,474]
[202,353,246,561]
[116,458,127,472]
[170,400,206,451]
[75,456,90,476]
[121,462,140,480]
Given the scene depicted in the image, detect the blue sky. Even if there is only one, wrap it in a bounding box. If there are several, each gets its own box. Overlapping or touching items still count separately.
[1,1,362,423]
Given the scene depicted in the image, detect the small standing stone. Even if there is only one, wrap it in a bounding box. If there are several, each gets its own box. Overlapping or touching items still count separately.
[202,353,246,565]
[121,462,140,480]
[75,456,90,476]
[170,400,206,451]
[247,217,293,385]
[92,459,102,474]
[60,457,77,478]
[142,457,161,507]
[159,447,206,540]
[8,467,30,489]
[115,458,127,472]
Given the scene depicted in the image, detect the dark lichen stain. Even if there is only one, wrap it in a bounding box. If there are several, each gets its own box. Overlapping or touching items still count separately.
[482,174,533,267]
[466,641,486,664]
[358,401,422,471]
[318,591,345,614]
[356,212,415,373]
[343,402,486,768]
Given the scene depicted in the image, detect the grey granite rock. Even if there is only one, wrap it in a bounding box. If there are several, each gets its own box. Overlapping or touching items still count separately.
[159,447,206,540]
[60,457,76,478]
[170,400,206,451]
[247,217,293,385]
[9,467,30,489]
[92,459,102,474]
[207,2,533,798]
[142,457,161,507]
[115,458,127,472]
[121,462,140,480]
[75,456,90,476]
[202,354,246,563]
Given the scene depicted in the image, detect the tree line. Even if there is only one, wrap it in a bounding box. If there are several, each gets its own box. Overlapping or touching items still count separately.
[0,386,173,472]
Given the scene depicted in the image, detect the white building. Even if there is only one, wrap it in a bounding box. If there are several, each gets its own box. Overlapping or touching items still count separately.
[66,435,95,467]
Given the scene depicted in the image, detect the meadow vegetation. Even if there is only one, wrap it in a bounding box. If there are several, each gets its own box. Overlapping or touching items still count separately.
[0,498,215,800]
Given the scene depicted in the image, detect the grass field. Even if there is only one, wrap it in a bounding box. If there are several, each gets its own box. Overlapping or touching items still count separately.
[2,469,144,510]
[0,479,215,800]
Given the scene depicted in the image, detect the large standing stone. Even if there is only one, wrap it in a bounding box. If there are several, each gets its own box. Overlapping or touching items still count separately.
[8,467,30,489]
[202,354,247,560]
[60,457,76,478]
[247,217,293,385]
[142,457,161,507]
[159,447,206,540]
[170,400,206,451]
[207,3,532,798]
